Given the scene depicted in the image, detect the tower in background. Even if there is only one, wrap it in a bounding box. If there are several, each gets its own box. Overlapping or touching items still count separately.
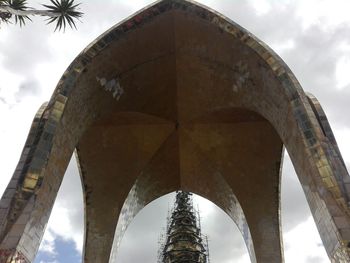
[159,191,209,263]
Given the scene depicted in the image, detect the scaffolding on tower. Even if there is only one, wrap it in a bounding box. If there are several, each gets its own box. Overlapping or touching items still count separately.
[158,191,210,263]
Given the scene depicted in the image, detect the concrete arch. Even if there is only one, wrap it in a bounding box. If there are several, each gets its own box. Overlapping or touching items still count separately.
[1,0,350,262]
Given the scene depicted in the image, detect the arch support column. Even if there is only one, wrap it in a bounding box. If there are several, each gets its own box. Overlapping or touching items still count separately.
[0,96,75,262]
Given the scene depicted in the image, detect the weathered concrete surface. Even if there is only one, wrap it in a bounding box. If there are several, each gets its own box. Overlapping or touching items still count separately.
[1,1,350,262]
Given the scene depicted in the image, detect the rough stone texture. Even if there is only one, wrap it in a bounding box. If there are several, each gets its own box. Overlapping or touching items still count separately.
[1,0,350,262]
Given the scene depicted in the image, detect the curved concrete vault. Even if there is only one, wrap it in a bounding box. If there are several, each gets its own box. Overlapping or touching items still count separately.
[1,0,350,262]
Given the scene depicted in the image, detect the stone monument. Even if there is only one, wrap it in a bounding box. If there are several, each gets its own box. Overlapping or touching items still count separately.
[1,0,349,262]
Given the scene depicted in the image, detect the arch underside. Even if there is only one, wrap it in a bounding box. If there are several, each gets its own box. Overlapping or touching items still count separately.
[1,0,350,263]
[77,109,283,263]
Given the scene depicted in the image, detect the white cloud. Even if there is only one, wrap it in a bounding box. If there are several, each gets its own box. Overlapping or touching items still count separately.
[284,217,329,263]
[294,0,350,29]
[45,202,82,253]
[42,156,84,253]
[333,127,350,166]
[38,229,57,256]
[336,57,350,90]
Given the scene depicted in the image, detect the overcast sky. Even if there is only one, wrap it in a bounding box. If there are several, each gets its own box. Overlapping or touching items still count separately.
[0,0,350,262]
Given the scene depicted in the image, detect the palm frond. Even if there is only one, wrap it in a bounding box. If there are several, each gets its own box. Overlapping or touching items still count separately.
[0,0,12,25]
[43,0,82,31]
[6,0,31,26]
[0,11,12,25]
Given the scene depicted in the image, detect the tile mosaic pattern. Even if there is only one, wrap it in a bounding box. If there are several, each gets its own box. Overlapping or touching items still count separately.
[0,0,349,262]
[0,103,48,263]
[0,249,26,263]
[306,93,350,262]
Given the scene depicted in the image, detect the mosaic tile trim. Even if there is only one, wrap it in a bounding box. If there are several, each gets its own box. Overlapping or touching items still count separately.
[0,97,68,262]
[0,249,27,263]
[307,94,350,204]
[0,103,48,243]
[306,94,350,260]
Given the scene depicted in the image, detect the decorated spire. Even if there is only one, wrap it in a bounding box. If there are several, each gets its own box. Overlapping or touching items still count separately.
[159,191,209,263]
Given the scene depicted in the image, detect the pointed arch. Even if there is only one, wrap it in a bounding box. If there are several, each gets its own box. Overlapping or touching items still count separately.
[1,1,349,262]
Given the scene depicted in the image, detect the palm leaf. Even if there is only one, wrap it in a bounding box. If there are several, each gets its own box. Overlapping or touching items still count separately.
[6,0,31,26]
[0,11,12,25]
[43,0,82,31]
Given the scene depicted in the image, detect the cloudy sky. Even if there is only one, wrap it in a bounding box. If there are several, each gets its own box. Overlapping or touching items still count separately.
[0,0,350,262]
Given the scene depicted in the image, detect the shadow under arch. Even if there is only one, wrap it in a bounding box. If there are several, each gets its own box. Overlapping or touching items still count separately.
[0,0,349,263]
[109,190,251,263]
[76,106,283,263]
[109,170,256,262]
